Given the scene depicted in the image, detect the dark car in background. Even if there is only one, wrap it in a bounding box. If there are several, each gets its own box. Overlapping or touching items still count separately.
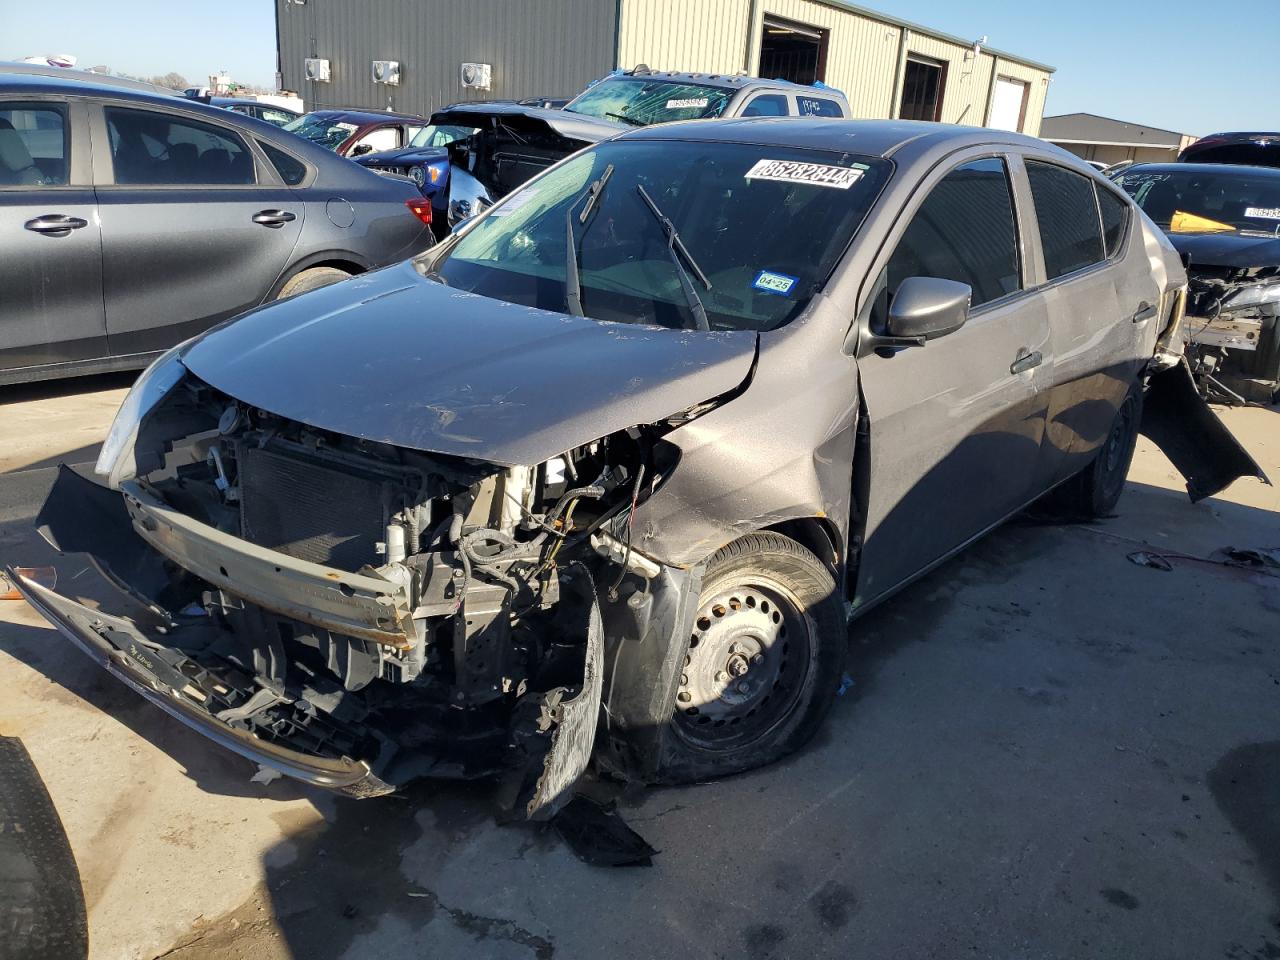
[281,108,426,158]
[208,97,302,127]
[1115,162,1280,403]
[0,73,435,384]
[1179,132,1280,169]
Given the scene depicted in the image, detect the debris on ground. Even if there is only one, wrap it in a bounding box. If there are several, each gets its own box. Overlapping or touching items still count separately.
[552,795,657,867]
[837,673,855,696]
[249,765,283,786]
[1127,551,1175,572]
[1212,546,1280,573]
[0,566,56,600]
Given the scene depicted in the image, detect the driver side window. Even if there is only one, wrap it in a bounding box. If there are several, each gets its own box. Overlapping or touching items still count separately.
[886,157,1021,309]
[353,126,399,154]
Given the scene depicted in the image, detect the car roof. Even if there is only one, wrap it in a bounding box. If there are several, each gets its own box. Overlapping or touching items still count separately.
[1123,161,1280,178]
[210,96,298,111]
[593,68,848,99]
[303,108,424,124]
[0,70,193,102]
[615,116,1050,158]
[0,63,183,97]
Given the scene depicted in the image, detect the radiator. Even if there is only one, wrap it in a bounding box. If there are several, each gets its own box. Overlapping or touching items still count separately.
[237,445,387,571]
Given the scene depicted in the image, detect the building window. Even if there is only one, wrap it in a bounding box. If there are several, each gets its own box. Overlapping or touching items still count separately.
[758,15,828,85]
[899,55,946,123]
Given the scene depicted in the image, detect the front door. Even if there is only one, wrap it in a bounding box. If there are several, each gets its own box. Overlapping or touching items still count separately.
[854,155,1051,607]
[0,97,106,372]
[91,102,303,357]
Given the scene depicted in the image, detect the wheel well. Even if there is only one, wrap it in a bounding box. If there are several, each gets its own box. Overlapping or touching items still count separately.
[762,518,842,581]
[305,258,364,276]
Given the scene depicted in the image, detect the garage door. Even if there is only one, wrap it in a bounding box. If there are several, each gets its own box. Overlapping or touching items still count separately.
[990,76,1028,132]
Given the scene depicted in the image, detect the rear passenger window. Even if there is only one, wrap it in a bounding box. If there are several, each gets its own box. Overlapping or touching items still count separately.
[1096,186,1129,258]
[0,103,68,186]
[741,94,789,117]
[796,96,843,117]
[1025,160,1105,279]
[105,107,255,186]
[259,140,307,185]
[886,157,1021,308]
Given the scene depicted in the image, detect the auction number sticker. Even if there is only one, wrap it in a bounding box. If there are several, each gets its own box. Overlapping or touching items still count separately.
[744,158,864,189]
[490,189,540,217]
[753,270,799,296]
[1245,206,1280,220]
[666,98,709,109]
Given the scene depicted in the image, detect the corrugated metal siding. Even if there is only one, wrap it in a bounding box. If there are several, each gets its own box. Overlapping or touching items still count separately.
[277,0,618,117]
[613,0,1051,131]
[617,0,750,76]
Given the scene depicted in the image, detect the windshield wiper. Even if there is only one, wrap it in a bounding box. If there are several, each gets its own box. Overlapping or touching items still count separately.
[564,164,615,317]
[604,110,645,127]
[635,184,711,331]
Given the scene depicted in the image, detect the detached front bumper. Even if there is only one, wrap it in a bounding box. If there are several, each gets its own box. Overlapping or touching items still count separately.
[11,566,393,797]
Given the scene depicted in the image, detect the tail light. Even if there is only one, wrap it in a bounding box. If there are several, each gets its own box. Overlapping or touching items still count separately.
[405,198,432,226]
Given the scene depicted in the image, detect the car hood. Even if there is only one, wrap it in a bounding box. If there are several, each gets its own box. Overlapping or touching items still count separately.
[429,101,621,143]
[355,146,448,167]
[179,261,757,466]
[1166,231,1280,269]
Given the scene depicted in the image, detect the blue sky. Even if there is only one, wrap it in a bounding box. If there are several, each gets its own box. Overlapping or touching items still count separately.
[4,0,1275,135]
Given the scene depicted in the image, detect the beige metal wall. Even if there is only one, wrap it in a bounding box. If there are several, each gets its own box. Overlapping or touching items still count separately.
[616,0,1052,134]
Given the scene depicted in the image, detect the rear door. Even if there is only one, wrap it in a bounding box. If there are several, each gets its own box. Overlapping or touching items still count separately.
[1018,157,1157,488]
[0,96,106,372]
[90,101,304,356]
[854,153,1051,606]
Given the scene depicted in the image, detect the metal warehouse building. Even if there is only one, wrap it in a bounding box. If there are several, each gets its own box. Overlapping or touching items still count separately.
[276,0,1054,133]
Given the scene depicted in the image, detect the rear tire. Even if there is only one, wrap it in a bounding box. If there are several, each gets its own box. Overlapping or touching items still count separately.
[650,532,846,784]
[1054,380,1143,517]
[275,266,351,300]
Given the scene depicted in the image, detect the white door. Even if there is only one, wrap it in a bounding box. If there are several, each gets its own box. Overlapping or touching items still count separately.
[990,77,1028,132]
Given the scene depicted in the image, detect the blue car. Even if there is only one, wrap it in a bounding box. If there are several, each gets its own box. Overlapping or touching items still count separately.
[352,121,477,195]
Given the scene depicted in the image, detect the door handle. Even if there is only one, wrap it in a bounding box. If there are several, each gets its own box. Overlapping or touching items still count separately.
[1132,301,1158,323]
[251,209,297,228]
[1010,349,1043,375]
[24,214,88,236]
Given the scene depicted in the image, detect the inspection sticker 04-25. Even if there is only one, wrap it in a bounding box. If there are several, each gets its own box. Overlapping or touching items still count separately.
[745,159,864,189]
[753,270,799,296]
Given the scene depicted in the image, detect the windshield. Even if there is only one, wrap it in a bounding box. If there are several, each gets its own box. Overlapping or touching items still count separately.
[426,140,891,332]
[408,123,480,149]
[1116,166,1280,236]
[282,114,358,151]
[564,77,733,126]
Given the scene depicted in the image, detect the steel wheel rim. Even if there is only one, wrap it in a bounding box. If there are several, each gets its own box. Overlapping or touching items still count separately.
[673,575,814,749]
[1101,394,1137,500]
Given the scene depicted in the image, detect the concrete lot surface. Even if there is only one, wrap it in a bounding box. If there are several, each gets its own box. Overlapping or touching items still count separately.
[1,374,1278,960]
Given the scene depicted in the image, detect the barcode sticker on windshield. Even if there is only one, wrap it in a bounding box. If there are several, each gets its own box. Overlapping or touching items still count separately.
[666,98,709,109]
[753,270,798,296]
[745,159,864,189]
[1245,206,1280,219]
[490,189,539,217]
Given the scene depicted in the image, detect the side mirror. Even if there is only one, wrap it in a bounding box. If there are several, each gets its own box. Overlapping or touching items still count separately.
[350,143,374,157]
[884,276,972,345]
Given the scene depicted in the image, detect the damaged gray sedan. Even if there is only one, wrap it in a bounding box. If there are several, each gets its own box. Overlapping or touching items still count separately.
[14,119,1267,816]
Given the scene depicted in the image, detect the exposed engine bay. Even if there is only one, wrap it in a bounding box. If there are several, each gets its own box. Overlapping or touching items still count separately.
[30,373,684,815]
[1185,262,1280,404]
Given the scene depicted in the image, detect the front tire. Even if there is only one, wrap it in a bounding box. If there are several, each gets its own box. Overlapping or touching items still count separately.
[651,532,846,784]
